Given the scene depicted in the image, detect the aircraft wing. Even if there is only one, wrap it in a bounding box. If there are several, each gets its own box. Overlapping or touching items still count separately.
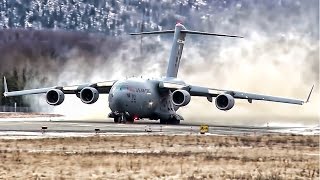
[159,81,314,105]
[3,77,116,97]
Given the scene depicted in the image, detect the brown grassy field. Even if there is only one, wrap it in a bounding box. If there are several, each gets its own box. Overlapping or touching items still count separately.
[0,134,319,179]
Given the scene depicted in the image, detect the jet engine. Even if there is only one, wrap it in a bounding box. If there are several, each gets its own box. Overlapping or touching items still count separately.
[172,90,191,106]
[46,89,65,105]
[215,94,235,111]
[80,87,99,104]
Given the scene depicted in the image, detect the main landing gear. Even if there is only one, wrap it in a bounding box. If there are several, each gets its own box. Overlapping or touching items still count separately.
[160,118,180,125]
[160,114,183,125]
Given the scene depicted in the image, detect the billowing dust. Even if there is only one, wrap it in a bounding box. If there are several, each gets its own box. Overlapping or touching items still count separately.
[2,1,318,125]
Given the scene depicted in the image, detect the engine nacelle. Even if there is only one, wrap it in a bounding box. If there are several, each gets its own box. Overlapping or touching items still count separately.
[80,87,99,104]
[172,90,191,106]
[46,89,65,106]
[215,94,235,111]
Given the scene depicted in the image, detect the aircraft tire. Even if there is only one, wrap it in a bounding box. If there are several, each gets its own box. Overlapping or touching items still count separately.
[126,118,134,124]
[160,119,167,124]
[167,118,180,125]
[114,117,120,123]
[171,119,180,125]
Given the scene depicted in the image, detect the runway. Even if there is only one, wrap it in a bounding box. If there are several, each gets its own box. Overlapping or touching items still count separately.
[0,117,318,138]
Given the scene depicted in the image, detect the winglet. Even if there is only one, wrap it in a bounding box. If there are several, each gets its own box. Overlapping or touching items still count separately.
[3,76,8,97]
[305,85,314,103]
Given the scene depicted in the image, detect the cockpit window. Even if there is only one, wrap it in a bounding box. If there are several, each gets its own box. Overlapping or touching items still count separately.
[118,85,129,91]
[113,83,132,92]
[112,82,149,93]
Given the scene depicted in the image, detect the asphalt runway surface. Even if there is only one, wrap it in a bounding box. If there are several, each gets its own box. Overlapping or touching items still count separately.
[0,118,318,138]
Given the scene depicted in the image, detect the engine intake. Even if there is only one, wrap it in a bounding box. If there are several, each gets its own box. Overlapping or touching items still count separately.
[172,90,191,106]
[46,89,65,106]
[215,94,235,111]
[80,87,99,104]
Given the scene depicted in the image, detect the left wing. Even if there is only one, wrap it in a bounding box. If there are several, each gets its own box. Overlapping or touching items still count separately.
[159,81,314,105]
[3,76,116,97]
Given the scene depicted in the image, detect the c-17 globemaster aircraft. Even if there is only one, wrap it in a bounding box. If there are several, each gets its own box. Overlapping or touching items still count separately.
[3,23,314,124]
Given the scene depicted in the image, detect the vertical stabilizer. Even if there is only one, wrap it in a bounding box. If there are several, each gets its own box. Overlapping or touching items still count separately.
[3,76,8,97]
[166,23,186,78]
[3,77,8,93]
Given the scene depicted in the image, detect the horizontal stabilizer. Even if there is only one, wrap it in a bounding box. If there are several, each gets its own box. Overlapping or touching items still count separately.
[181,30,243,38]
[130,30,174,35]
[130,30,243,38]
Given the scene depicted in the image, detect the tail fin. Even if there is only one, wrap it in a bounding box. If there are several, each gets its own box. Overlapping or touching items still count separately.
[130,23,243,78]
[3,76,8,97]
[166,23,186,78]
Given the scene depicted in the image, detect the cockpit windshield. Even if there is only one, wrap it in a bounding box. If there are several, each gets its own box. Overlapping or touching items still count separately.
[112,83,134,92]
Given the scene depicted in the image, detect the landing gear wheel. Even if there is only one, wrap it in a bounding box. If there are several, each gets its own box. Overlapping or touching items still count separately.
[114,117,120,123]
[170,119,180,125]
[126,118,134,124]
[114,115,134,124]
[167,118,180,125]
[172,119,180,125]
[120,114,127,124]
[160,119,167,124]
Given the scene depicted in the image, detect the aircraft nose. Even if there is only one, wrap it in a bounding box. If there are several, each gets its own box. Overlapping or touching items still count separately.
[111,91,128,112]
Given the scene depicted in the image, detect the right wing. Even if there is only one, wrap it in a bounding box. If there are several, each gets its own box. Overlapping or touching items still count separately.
[188,85,311,105]
[3,76,116,97]
[159,80,314,105]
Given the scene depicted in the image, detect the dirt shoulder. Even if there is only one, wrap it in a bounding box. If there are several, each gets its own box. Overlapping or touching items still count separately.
[0,135,319,179]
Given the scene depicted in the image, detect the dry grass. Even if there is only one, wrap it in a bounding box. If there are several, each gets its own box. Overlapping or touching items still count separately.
[0,134,319,179]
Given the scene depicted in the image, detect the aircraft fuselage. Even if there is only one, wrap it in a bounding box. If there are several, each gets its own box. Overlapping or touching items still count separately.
[108,78,181,122]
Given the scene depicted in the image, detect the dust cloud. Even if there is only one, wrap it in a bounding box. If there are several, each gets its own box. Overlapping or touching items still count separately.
[178,0,319,126]
[42,32,319,126]
[179,35,319,126]
[2,1,319,126]
[54,1,319,126]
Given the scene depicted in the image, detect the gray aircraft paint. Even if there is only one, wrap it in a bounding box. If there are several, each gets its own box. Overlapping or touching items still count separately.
[166,23,186,78]
[2,23,312,124]
[108,78,178,120]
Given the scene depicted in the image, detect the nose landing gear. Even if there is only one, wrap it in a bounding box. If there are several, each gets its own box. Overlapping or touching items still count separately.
[109,112,134,124]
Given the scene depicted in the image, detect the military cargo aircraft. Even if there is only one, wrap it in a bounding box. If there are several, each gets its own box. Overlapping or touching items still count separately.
[3,23,313,124]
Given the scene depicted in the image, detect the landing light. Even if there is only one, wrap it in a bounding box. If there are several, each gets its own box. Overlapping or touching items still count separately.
[148,101,154,108]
